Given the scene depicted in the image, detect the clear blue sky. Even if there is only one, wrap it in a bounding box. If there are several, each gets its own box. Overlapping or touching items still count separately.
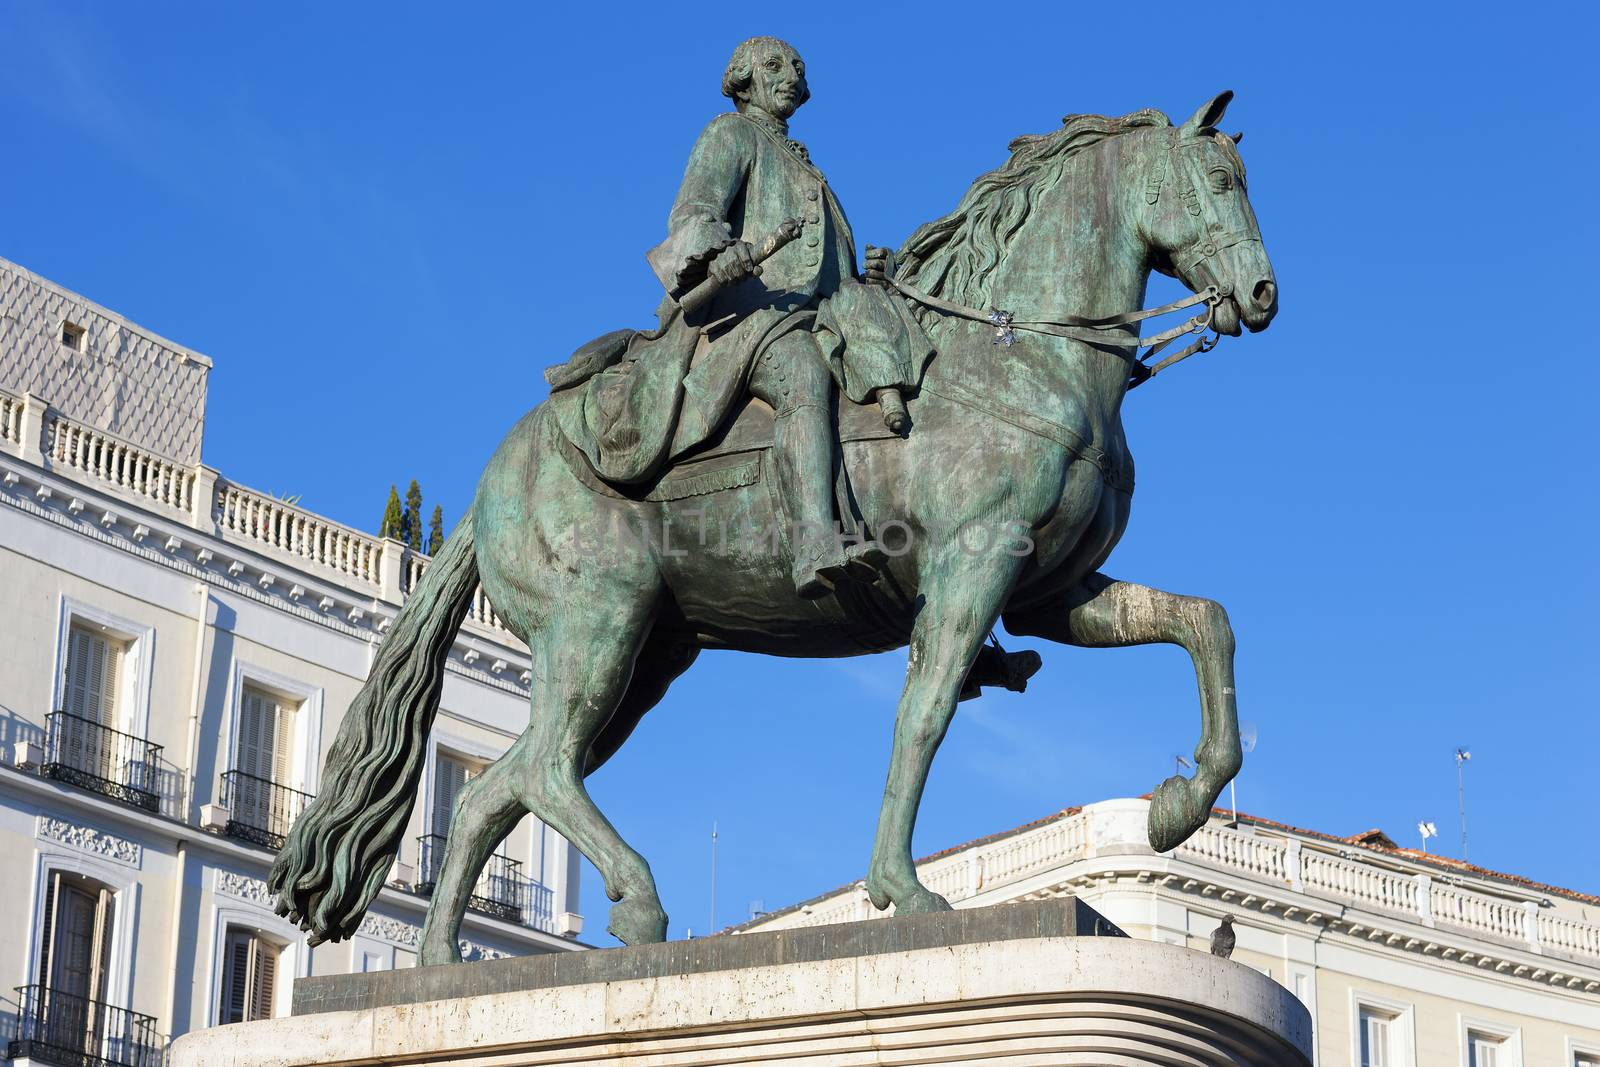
[5,3,1595,940]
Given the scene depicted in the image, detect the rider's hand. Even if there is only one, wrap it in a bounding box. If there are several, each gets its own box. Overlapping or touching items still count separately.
[864,244,892,287]
[709,241,761,286]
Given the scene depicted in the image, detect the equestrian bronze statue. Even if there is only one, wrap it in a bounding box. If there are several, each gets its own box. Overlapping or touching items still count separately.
[270,36,1280,963]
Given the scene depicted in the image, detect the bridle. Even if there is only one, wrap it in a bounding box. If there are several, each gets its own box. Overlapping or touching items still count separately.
[884,127,1261,391]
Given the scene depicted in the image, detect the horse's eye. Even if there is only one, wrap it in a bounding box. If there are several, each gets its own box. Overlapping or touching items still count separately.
[1209,169,1234,194]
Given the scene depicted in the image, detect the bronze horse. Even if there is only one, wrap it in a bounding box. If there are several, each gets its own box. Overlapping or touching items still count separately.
[271,92,1279,962]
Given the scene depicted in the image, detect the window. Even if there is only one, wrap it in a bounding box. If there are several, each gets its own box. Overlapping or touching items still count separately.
[63,624,128,726]
[1575,1052,1600,1067]
[235,685,295,784]
[1467,1033,1501,1067]
[31,872,118,1057]
[60,321,86,351]
[1360,1006,1398,1067]
[1458,1018,1521,1067]
[39,872,115,1000]
[1352,994,1414,1067]
[219,928,279,1023]
[432,751,477,838]
[227,685,301,838]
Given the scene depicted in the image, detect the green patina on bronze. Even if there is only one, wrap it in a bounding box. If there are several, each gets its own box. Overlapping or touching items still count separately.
[269,37,1278,962]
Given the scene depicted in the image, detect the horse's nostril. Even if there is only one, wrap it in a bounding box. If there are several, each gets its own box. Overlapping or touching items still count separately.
[1253,279,1277,309]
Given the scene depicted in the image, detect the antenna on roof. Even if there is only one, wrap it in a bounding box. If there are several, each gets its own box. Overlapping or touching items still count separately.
[710,820,719,937]
[1174,754,1193,776]
[1454,748,1471,861]
[1228,722,1259,826]
[1417,820,1438,854]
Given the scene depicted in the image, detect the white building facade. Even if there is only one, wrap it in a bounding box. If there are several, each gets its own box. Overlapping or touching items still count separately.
[739,798,1600,1067]
[0,256,583,1065]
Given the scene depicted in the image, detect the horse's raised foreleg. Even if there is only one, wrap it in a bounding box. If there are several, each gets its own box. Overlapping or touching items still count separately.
[866,551,1026,914]
[1005,571,1241,852]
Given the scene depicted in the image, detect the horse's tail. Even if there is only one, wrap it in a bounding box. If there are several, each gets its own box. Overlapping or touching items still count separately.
[268,508,480,943]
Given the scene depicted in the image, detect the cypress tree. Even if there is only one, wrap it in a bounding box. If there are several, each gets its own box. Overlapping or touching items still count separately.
[404,480,423,550]
[379,485,403,540]
[428,505,445,555]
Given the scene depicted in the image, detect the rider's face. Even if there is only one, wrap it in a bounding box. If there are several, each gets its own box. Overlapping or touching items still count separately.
[743,45,807,120]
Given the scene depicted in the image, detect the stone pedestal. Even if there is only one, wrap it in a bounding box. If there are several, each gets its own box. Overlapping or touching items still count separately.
[171,899,1311,1066]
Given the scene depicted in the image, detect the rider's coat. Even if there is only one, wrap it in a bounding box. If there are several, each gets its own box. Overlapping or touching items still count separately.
[648,112,856,314]
[553,112,929,485]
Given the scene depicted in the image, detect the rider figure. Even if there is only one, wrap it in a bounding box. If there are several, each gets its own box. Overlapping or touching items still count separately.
[645,37,923,598]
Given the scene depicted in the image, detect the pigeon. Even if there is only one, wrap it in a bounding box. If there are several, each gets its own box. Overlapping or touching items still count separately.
[1210,914,1237,959]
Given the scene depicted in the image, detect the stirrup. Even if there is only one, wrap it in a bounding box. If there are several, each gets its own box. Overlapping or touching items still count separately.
[793,541,886,600]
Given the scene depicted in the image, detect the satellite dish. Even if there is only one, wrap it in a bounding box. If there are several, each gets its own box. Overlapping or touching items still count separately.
[1240,721,1259,754]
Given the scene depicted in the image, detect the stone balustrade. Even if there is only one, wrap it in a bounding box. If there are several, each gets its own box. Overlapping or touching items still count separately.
[1430,881,1533,944]
[1541,911,1600,959]
[0,387,20,447]
[214,481,383,589]
[1299,847,1420,916]
[1182,821,1291,884]
[45,412,197,516]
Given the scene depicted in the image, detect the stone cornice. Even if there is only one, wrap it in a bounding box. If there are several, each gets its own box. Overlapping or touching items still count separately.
[1032,854,1600,998]
[0,452,530,696]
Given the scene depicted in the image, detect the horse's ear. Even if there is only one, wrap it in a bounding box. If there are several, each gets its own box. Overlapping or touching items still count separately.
[1178,90,1234,137]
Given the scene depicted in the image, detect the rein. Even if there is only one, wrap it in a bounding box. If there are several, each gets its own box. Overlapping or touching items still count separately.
[885,273,1220,389]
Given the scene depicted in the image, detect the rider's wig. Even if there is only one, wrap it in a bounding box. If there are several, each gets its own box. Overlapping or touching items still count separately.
[722,36,811,109]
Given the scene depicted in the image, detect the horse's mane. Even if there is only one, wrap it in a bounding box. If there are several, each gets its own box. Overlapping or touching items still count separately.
[895,109,1172,319]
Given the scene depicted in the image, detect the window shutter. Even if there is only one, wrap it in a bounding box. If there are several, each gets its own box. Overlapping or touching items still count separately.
[37,872,59,985]
[272,698,292,785]
[222,930,251,1024]
[98,639,121,727]
[237,690,266,778]
[89,887,111,1006]
[432,755,473,838]
[64,628,91,717]
[251,939,277,1021]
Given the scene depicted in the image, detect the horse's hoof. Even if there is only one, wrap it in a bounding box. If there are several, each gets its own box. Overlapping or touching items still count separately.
[607,896,669,945]
[1148,774,1205,853]
[894,886,954,915]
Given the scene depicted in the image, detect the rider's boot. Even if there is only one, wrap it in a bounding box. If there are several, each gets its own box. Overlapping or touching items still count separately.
[958,646,1044,701]
[776,399,885,598]
[757,338,885,599]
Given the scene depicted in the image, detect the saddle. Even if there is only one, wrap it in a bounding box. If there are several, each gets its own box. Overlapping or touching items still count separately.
[554,380,903,504]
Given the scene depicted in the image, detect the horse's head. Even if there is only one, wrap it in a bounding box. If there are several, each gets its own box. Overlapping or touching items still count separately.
[1139,91,1277,336]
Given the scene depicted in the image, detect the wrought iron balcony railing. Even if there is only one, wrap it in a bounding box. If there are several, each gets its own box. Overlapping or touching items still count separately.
[414,834,525,924]
[9,984,161,1067]
[218,770,314,852]
[42,712,163,813]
